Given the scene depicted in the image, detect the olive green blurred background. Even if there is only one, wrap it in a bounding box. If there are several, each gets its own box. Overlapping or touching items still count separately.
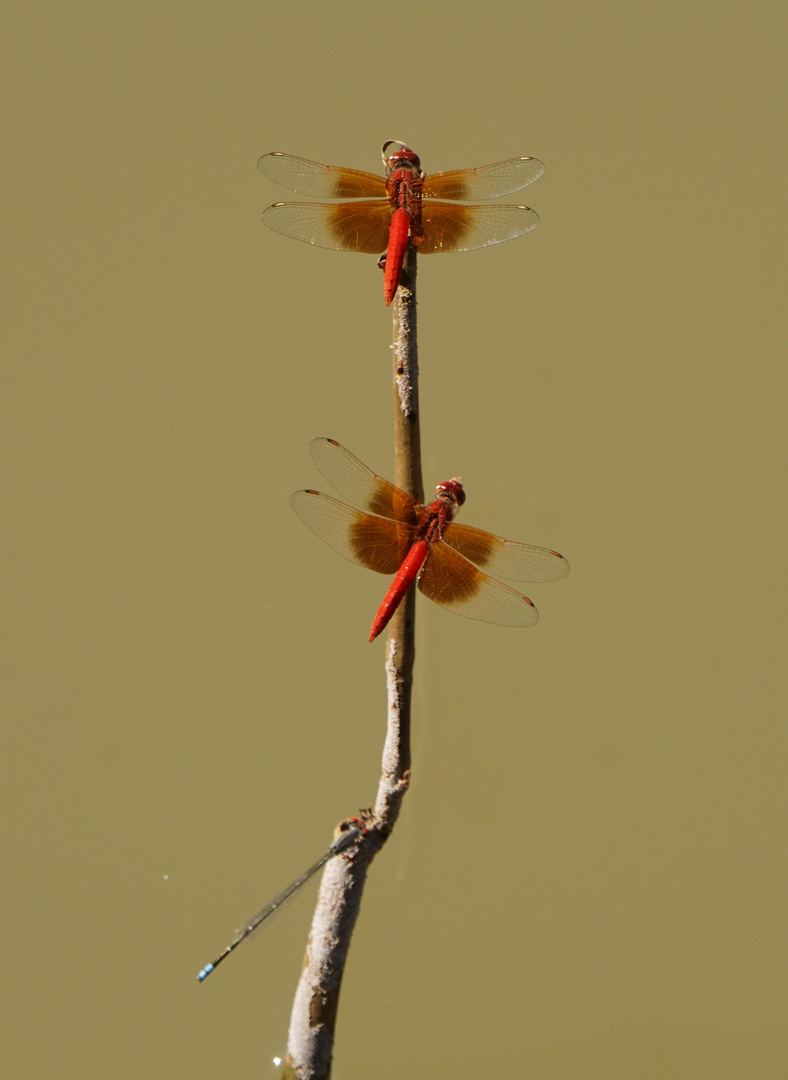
[3,1,785,1077]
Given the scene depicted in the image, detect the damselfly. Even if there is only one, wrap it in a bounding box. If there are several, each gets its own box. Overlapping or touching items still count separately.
[196,824,362,982]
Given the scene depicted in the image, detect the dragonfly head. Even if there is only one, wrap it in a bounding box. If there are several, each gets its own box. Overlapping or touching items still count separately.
[435,478,465,511]
[382,140,422,176]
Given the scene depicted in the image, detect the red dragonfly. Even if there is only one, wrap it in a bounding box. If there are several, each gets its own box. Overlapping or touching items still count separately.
[291,439,569,641]
[258,141,544,305]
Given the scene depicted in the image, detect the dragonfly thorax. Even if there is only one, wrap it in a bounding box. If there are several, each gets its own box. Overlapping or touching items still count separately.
[416,480,464,545]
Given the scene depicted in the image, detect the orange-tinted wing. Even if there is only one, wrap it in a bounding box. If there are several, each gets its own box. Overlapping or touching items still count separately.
[258,153,387,198]
[417,542,540,627]
[308,438,421,526]
[421,157,545,201]
[262,200,393,253]
[417,202,540,254]
[441,522,570,581]
[290,490,414,575]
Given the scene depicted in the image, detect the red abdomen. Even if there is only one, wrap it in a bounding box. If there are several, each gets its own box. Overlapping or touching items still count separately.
[384,207,411,306]
[369,540,429,641]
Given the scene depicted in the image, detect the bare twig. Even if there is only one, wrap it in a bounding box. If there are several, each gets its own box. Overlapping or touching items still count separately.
[377,239,421,816]
[285,247,421,1079]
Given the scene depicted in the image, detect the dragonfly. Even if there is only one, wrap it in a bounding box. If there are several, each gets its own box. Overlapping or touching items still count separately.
[196,822,363,982]
[291,439,570,642]
[258,141,544,305]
